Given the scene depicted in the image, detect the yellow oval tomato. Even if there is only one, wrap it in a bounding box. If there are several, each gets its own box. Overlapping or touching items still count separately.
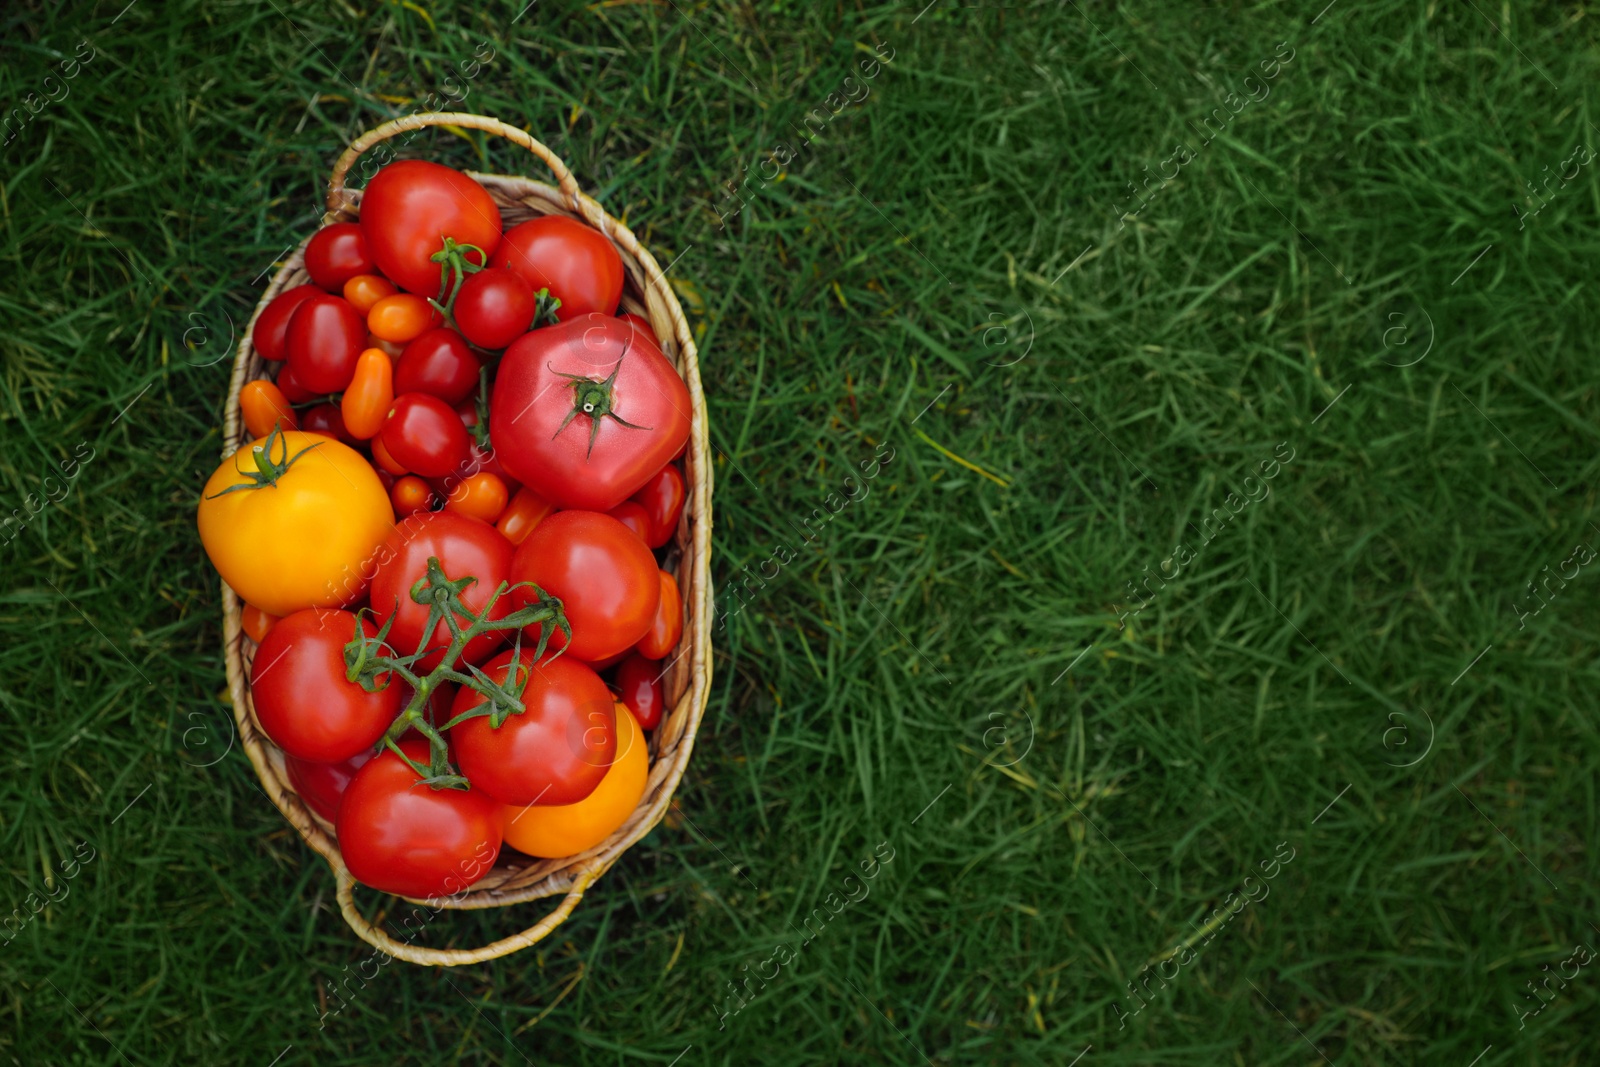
[197,429,395,616]
[501,701,648,859]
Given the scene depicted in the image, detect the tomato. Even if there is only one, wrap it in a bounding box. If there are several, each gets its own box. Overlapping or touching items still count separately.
[198,430,394,616]
[365,334,405,359]
[631,463,685,549]
[239,380,298,438]
[341,348,394,440]
[451,650,615,806]
[445,472,508,524]
[337,737,503,899]
[251,608,403,761]
[252,285,319,362]
[343,273,397,314]
[395,328,480,405]
[301,402,354,443]
[276,361,316,403]
[495,487,553,546]
[490,314,692,511]
[305,223,375,291]
[453,267,535,349]
[285,749,373,824]
[490,216,623,317]
[619,311,660,348]
[390,475,435,516]
[285,293,366,393]
[613,653,664,730]
[637,570,683,659]
[368,293,442,344]
[381,393,471,479]
[370,511,514,670]
[241,602,278,645]
[359,160,502,298]
[509,510,659,663]
[501,702,647,859]
[607,501,650,542]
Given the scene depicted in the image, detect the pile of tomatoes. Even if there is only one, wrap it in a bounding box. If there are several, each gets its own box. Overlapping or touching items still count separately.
[197,159,692,900]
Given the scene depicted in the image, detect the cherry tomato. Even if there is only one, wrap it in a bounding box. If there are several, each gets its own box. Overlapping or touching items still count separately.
[241,602,278,645]
[613,652,664,730]
[509,510,659,663]
[250,608,403,762]
[343,273,397,314]
[285,293,366,393]
[631,463,686,549]
[637,570,683,659]
[276,361,316,403]
[252,285,319,362]
[390,475,435,516]
[500,701,648,859]
[302,402,354,443]
[368,293,441,344]
[365,334,405,359]
[607,501,650,542]
[395,328,480,405]
[285,749,373,824]
[445,472,508,524]
[305,223,375,291]
[369,433,409,476]
[239,380,298,438]
[620,311,660,348]
[381,393,471,479]
[451,650,615,806]
[496,487,554,546]
[341,348,394,441]
[359,160,502,297]
[490,216,623,317]
[370,511,514,670]
[336,737,503,898]
[454,267,535,349]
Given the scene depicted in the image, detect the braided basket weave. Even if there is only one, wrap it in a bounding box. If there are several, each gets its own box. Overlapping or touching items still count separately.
[218,113,712,966]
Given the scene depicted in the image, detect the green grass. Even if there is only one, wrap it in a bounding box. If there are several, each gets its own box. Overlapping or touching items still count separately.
[4,0,1600,1063]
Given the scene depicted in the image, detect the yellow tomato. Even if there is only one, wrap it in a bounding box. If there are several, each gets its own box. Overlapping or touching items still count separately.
[501,701,649,859]
[197,429,394,616]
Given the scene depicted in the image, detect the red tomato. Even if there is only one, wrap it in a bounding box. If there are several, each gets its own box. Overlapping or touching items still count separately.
[370,511,514,670]
[395,328,480,405]
[252,285,319,362]
[381,393,471,479]
[630,464,685,548]
[390,475,435,516]
[336,737,503,898]
[637,570,683,659]
[496,486,554,546]
[490,216,623,317]
[509,510,659,663]
[490,314,692,511]
[453,267,535,349]
[250,609,404,762]
[451,651,616,806]
[613,652,665,730]
[607,501,650,542]
[445,472,509,524]
[285,749,373,823]
[285,293,366,393]
[305,223,375,291]
[619,312,660,348]
[359,160,502,297]
[276,361,315,403]
[344,274,397,314]
[301,402,354,443]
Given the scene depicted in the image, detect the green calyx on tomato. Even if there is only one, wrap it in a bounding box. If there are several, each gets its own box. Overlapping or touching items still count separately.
[429,235,489,317]
[550,342,652,458]
[205,423,320,498]
[532,287,562,328]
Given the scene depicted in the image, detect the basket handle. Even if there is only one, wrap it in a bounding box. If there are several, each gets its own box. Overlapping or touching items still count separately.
[334,863,605,967]
[326,112,584,218]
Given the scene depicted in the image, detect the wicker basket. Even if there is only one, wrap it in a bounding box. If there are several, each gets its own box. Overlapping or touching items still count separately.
[218,113,712,966]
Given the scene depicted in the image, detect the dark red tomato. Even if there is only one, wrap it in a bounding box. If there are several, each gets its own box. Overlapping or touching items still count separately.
[285,293,367,393]
[250,609,404,762]
[370,511,514,670]
[451,650,616,806]
[285,749,374,823]
[509,510,659,663]
[491,216,623,317]
[336,737,503,899]
[301,402,354,443]
[613,653,665,730]
[252,285,320,362]
[453,267,535,349]
[490,314,692,511]
[631,463,685,548]
[381,393,471,479]
[607,501,650,542]
[277,361,316,403]
[637,570,683,659]
[619,312,660,348]
[304,223,375,291]
[395,328,481,406]
[360,160,502,298]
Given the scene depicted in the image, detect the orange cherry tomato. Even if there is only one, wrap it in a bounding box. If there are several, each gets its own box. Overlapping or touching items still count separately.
[367,293,441,343]
[390,475,435,516]
[241,603,279,645]
[495,486,554,545]
[239,380,298,437]
[444,471,509,524]
[608,501,651,542]
[342,274,397,314]
[369,433,409,476]
[341,348,394,440]
[500,702,648,859]
[637,570,683,659]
